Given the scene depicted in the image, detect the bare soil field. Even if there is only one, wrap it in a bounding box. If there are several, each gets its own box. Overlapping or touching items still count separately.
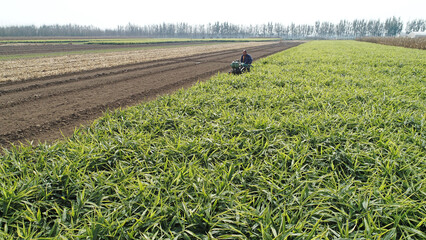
[0,41,209,55]
[1,42,271,82]
[0,41,304,149]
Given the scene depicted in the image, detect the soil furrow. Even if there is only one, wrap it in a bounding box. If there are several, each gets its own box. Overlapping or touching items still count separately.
[0,66,226,146]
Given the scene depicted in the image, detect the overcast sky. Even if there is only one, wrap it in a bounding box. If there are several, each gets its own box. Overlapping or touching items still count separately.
[1,0,425,29]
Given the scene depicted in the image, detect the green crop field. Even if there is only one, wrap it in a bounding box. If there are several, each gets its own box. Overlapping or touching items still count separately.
[0,41,425,239]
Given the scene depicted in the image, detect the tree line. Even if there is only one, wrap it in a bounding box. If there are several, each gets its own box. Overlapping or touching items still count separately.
[1,17,425,39]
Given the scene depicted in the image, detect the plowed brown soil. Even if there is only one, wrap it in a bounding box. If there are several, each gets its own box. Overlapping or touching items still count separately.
[0,41,304,149]
[0,41,204,55]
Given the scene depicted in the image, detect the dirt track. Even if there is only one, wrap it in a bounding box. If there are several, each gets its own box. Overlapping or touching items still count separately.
[0,41,304,148]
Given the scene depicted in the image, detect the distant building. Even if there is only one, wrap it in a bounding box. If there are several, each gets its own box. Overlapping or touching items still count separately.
[408,32,426,38]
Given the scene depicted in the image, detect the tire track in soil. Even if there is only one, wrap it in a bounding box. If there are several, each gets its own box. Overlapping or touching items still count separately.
[0,41,304,149]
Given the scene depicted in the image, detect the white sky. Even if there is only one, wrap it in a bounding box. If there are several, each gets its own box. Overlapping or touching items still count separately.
[0,0,425,29]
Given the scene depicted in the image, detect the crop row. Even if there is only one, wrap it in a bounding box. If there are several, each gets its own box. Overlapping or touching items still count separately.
[0,41,425,239]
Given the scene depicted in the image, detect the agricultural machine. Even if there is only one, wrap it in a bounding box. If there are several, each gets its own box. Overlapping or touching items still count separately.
[229,60,252,75]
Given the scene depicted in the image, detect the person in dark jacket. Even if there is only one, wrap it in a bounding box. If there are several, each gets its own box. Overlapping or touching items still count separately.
[241,50,252,72]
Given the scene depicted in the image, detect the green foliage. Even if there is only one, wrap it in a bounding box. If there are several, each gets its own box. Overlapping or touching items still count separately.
[385,17,404,37]
[1,41,425,239]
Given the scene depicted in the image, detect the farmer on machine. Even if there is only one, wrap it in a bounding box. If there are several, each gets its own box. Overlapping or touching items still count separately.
[241,50,252,72]
[229,49,253,75]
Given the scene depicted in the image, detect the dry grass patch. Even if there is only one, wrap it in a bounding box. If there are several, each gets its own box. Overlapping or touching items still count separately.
[357,36,426,50]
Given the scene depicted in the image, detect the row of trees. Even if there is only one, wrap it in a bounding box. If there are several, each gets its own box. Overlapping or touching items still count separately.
[0,24,104,37]
[1,17,424,39]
